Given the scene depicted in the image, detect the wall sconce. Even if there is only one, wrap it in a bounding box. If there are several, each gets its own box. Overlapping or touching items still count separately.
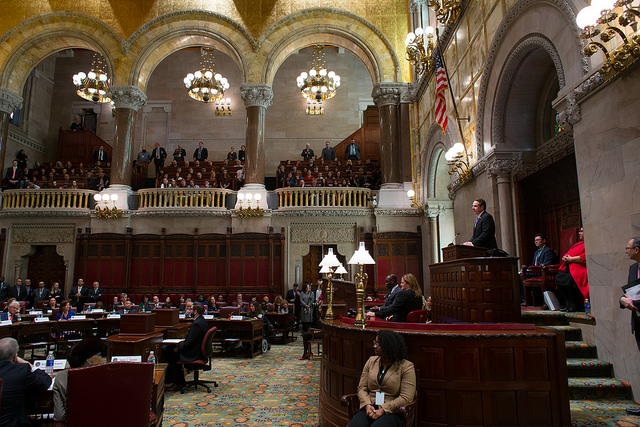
[319,248,341,320]
[576,0,640,80]
[348,242,376,328]
[427,0,461,25]
[405,26,436,76]
[445,142,473,185]
[93,193,122,219]
[215,98,232,116]
[236,192,263,218]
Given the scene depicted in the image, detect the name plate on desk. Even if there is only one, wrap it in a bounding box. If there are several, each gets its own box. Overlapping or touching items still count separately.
[111,355,142,362]
[70,315,87,320]
[179,314,186,319]
[34,317,49,323]
[34,359,67,370]
[92,309,104,313]
[29,311,43,316]
[203,315,214,320]
[0,320,12,326]
[229,315,243,320]
[107,314,121,319]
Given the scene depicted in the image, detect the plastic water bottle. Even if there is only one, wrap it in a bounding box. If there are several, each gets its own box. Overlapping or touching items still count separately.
[45,351,55,375]
[584,298,591,315]
[147,351,156,365]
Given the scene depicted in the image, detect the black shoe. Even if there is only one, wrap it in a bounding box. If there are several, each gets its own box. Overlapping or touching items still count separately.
[626,408,640,416]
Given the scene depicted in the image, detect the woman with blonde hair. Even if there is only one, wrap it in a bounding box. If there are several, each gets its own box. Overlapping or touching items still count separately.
[366,273,423,322]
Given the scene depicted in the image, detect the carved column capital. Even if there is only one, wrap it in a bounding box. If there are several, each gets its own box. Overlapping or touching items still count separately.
[0,88,23,114]
[486,152,523,178]
[410,0,428,12]
[109,86,147,110]
[372,83,407,107]
[427,204,445,218]
[240,84,273,108]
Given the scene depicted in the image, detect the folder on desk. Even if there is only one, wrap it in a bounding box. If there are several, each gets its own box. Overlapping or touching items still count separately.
[162,338,184,344]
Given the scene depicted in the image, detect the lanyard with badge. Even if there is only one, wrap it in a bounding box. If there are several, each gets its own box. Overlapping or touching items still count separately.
[376,363,389,405]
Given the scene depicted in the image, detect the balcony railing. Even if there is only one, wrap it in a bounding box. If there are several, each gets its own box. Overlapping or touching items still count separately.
[275,187,372,208]
[1,189,96,210]
[138,188,232,210]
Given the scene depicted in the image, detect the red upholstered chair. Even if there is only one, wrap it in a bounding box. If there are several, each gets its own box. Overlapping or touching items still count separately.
[53,362,156,427]
[523,264,560,306]
[178,326,219,393]
[406,310,428,323]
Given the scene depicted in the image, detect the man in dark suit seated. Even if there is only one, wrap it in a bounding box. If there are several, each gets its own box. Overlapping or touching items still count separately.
[0,337,52,427]
[463,198,498,249]
[370,274,399,312]
[116,299,138,314]
[164,303,208,390]
[519,233,557,304]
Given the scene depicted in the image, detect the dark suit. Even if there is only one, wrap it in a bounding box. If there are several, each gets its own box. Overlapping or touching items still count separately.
[375,289,423,322]
[471,211,498,249]
[9,285,27,302]
[116,308,139,314]
[0,360,52,427]
[321,146,337,161]
[68,286,89,309]
[88,287,103,303]
[165,314,208,385]
[0,312,19,323]
[32,287,50,306]
[382,284,400,308]
[345,142,361,160]
[621,262,640,351]
[5,166,23,189]
[533,246,556,266]
[151,146,167,175]
[173,147,186,161]
[0,281,9,302]
[301,148,315,161]
[93,149,108,163]
[286,288,301,326]
[193,147,208,161]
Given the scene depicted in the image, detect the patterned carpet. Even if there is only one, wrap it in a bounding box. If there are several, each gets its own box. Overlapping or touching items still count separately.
[163,334,320,426]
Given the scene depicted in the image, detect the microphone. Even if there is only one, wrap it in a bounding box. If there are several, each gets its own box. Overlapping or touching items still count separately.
[449,233,460,246]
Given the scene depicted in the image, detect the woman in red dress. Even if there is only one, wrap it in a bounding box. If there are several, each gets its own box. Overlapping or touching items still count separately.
[556,228,588,312]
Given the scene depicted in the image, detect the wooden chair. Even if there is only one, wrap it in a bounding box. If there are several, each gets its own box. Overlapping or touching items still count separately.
[341,389,418,427]
[178,326,219,393]
[53,362,156,427]
[17,322,55,362]
[308,328,323,359]
[52,319,95,357]
[406,310,428,323]
[523,264,560,306]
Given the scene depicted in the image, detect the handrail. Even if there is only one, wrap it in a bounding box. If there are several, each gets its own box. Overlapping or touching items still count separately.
[1,189,96,209]
[275,187,371,208]
[138,188,232,209]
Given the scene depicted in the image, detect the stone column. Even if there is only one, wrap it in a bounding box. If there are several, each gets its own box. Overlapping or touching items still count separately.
[107,86,147,209]
[427,206,443,263]
[238,84,273,210]
[487,153,522,256]
[0,89,23,171]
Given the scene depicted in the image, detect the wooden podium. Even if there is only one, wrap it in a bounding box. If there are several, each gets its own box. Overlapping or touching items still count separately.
[441,244,487,261]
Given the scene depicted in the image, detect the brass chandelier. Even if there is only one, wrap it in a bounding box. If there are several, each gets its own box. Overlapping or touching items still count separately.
[296,46,340,115]
[72,53,111,103]
[427,0,461,25]
[184,47,230,103]
[405,26,436,76]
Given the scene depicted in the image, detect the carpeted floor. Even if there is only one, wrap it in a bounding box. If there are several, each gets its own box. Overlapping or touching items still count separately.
[162,330,640,427]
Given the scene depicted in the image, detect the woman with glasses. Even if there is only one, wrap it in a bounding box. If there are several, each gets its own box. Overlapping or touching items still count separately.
[348,330,416,427]
[366,274,423,322]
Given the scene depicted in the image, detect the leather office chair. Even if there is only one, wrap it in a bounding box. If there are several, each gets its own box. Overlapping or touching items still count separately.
[178,326,219,393]
[54,362,156,427]
[341,388,418,427]
[406,310,428,323]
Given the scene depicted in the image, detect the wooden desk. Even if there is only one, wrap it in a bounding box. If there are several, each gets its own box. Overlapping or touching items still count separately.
[152,364,166,427]
[165,322,190,339]
[319,319,570,427]
[430,256,521,323]
[107,329,164,361]
[206,318,263,357]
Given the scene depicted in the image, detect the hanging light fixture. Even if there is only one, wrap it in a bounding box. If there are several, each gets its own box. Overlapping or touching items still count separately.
[215,97,233,116]
[296,46,340,114]
[184,47,230,103]
[72,52,111,103]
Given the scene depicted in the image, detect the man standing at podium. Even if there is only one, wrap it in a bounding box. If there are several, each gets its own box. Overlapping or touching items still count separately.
[463,198,497,249]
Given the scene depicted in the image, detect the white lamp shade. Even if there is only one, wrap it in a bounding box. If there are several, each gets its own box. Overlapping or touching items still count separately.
[576,6,599,28]
[335,264,348,275]
[319,248,341,268]
[348,242,376,265]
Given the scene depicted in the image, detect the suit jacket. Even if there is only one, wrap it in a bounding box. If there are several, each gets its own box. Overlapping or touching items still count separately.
[173,147,186,161]
[180,315,208,362]
[0,281,9,302]
[286,289,301,311]
[471,211,498,249]
[345,143,361,160]
[321,147,337,161]
[193,147,208,161]
[621,262,640,350]
[382,285,401,308]
[375,289,423,322]
[88,287,103,303]
[151,147,167,163]
[116,308,139,314]
[32,287,50,305]
[533,246,556,266]
[356,356,416,414]
[0,312,20,323]
[301,148,315,161]
[68,286,89,308]
[5,166,23,188]
[0,360,52,427]
[9,285,28,302]
[93,149,108,162]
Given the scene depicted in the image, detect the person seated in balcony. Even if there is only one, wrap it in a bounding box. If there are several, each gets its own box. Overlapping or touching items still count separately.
[219,169,231,189]
[235,167,245,190]
[297,179,306,188]
[160,177,171,188]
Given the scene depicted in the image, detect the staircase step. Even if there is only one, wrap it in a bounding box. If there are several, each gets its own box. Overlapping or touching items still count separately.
[569,378,634,400]
[520,310,570,326]
[567,358,613,378]
[544,325,583,342]
[565,341,598,359]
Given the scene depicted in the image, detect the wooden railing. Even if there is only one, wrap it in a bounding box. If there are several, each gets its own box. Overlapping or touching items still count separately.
[138,188,232,209]
[2,189,96,210]
[275,187,372,208]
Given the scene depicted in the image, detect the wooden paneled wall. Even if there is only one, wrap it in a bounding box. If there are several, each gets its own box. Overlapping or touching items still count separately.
[75,231,284,296]
[373,231,422,292]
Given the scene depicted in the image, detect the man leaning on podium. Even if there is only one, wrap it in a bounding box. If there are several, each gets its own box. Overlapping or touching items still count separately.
[463,198,497,250]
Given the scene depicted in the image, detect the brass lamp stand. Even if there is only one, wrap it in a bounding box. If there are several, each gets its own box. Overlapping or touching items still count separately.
[319,248,341,320]
[348,242,376,328]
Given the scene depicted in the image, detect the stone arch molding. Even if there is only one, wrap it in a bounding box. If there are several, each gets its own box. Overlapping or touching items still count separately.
[261,8,401,86]
[475,0,583,158]
[288,221,358,263]
[0,12,122,94]
[490,34,565,149]
[424,123,454,200]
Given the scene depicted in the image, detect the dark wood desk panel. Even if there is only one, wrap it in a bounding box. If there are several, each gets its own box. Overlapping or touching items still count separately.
[107,329,164,361]
[319,319,570,427]
[430,257,521,323]
[206,318,263,357]
[165,322,190,339]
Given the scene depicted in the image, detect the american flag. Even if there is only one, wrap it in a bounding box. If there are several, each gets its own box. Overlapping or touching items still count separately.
[434,49,448,134]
